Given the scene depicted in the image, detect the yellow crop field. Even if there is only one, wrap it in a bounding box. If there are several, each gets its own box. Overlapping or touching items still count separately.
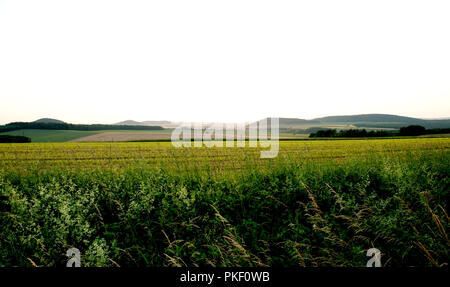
[1,138,448,173]
[0,138,449,267]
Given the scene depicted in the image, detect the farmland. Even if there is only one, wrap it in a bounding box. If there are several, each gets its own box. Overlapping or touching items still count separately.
[69,131,173,142]
[0,138,449,267]
[0,129,103,143]
[0,138,448,173]
[0,129,173,143]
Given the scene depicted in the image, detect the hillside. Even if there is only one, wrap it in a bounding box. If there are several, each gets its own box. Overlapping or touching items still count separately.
[313,114,450,129]
[142,120,171,125]
[34,118,65,124]
[116,120,172,126]
[277,118,320,126]
[0,121,164,133]
[115,120,145,126]
[256,114,450,130]
[314,114,420,123]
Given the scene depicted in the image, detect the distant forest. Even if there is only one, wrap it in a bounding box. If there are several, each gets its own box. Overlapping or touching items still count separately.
[0,135,31,143]
[310,125,450,138]
[0,122,164,133]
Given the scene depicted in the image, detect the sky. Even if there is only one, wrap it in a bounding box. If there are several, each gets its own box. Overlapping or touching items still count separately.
[0,0,449,125]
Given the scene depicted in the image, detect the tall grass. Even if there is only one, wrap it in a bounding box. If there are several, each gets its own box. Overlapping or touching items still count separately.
[0,147,448,267]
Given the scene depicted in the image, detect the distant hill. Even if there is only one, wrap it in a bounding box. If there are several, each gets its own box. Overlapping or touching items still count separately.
[273,118,320,126]
[0,121,164,133]
[312,114,450,129]
[256,114,450,130]
[116,120,172,126]
[314,114,420,123]
[4,114,450,134]
[34,118,65,124]
[115,120,146,126]
[142,120,171,125]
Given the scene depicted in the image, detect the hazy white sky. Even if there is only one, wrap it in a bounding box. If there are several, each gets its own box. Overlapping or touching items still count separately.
[0,0,449,124]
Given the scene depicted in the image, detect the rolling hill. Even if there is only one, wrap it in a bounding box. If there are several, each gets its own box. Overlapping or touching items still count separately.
[115,120,145,126]
[116,120,172,126]
[2,114,450,142]
[314,114,420,123]
[257,114,450,130]
[34,118,66,124]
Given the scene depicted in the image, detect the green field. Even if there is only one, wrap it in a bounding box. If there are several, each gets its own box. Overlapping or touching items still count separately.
[279,132,309,138]
[0,138,448,267]
[0,129,102,142]
[0,129,173,143]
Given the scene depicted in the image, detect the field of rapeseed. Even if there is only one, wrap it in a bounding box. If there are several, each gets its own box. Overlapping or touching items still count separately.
[0,138,448,266]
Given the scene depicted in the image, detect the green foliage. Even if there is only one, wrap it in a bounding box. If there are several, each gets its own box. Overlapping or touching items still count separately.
[0,135,31,143]
[399,125,427,136]
[310,129,394,138]
[398,125,450,136]
[0,150,448,267]
[310,126,450,138]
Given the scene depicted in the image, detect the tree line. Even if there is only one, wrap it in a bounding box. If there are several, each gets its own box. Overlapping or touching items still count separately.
[0,135,31,143]
[309,125,450,138]
[0,122,164,133]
